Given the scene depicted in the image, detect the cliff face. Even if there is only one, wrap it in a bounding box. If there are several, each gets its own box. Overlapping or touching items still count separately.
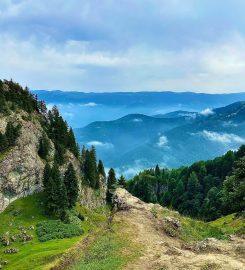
[0,110,106,212]
[0,111,45,211]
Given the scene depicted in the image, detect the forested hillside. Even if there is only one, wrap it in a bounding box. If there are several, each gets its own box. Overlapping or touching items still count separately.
[127,146,245,221]
[0,79,107,214]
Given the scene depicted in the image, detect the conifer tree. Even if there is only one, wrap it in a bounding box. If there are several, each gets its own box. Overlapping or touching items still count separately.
[97,159,106,188]
[38,133,50,160]
[0,132,8,152]
[84,147,98,188]
[43,163,51,189]
[67,128,79,157]
[155,165,161,177]
[44,162,68,217]
[107,168,117,190]
[118,175,126,188]
[64,163,79,208]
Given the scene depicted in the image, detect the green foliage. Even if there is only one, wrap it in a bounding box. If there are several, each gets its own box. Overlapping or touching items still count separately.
[107,168,117,190]
[36,220,84,242]
[64,163,79,208]
[118,175,126,188]
[128,146,245,221]
[97,159,106,181]
[38,132,50,160]
[84,146,99,188]
[0,79,39,113]
[223,157,245,213]
[47,106,79,164]
[0,193,109,270]
[43,162,68,217]
[0,121,21,153]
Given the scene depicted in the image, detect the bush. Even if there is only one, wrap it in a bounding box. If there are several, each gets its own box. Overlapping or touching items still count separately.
[36,220,84,242]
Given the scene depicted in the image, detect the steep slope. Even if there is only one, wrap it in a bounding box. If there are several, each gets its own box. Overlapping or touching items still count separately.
[54,188,245,270]
[113,188,245,270]
[0,80,107,212]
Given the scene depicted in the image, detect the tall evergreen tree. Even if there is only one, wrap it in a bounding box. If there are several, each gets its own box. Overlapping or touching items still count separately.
[84,147,98,188]
[38,133,50,160]
[43,163,51,189]
[0,132,8,152]
[107,168,117,190]
[155,165,161,177]
[97,159,106,188]
[118,175,126,188]
[67,128,79,157]
[64,163,79,208]
[223,157,245,213]
[44,162,68,217]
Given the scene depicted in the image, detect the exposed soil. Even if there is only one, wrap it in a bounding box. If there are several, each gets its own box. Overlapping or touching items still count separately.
[113,188,245,270]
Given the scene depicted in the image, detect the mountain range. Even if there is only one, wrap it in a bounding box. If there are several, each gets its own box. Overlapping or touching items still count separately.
[75,101,245,176]
[34,90,245,128]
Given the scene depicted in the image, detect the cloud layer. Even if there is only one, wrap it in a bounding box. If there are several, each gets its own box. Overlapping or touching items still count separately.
[201,130,245,144]
[1,0,245,92]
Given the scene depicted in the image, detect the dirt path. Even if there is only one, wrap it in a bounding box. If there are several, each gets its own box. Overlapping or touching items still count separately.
[113,188,245,270]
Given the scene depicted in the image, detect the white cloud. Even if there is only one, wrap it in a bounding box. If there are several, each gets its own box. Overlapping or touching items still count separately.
[132,118,143,122]
[201,130,245,144]
[157,135,168,147]
[86,140,114,149]
[200,108,214,116]
[82,102,98,107]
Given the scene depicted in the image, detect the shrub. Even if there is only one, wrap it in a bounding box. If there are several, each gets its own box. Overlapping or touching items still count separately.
[36,220,84,242]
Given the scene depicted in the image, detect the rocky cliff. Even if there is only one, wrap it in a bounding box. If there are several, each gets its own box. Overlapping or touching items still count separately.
[0,80,106,212]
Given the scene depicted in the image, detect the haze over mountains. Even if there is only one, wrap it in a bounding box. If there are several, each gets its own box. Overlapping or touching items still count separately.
[34,90,245,128]
[34,90,245,176]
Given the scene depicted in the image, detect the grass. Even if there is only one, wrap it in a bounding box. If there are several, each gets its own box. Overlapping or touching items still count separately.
[0,193,109,270]
[209,214,245,235]
[71,221,142,270]
[36,220,84,242]
[159,208,232,242]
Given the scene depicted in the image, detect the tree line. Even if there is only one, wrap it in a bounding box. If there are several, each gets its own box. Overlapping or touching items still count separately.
[127,145,245,221]
[0,122,21,152]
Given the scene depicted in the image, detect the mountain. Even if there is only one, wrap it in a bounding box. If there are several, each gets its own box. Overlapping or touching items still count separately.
[153,110,198,119]
[0,80,107,212]
[33,90,245,128]
[75,101,245,175]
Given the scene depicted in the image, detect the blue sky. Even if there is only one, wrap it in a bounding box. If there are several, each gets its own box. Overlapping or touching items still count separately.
[1,0,245,92]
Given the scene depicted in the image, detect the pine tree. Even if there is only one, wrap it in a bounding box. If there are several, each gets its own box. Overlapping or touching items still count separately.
[64,163,79,208]
[81,145,86,173]
[107,168,117,190]
[223,157,245,213]
[38,133,50,160]
[155,165,161,177]
[44,162,68,217]
[0,132,8,152]
[84,147,98,188]
[43,163,51,189]
[118,175,126,188]
[5,122,21,146]
[97,160,106,188]
[67,128,79,157]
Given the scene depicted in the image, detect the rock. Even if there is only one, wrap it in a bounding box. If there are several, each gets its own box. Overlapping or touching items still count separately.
[228,234,236,241]
[4,248,19,254]
[192,238,221,253]
[163,217,182,230]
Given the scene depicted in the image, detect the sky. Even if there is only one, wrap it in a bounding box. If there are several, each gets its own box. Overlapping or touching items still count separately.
[1,0,245,93]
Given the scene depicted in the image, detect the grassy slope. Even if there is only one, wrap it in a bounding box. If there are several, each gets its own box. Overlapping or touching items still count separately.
[159,207,245,242]
[70,221,142,270]
[0,193,109,270]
